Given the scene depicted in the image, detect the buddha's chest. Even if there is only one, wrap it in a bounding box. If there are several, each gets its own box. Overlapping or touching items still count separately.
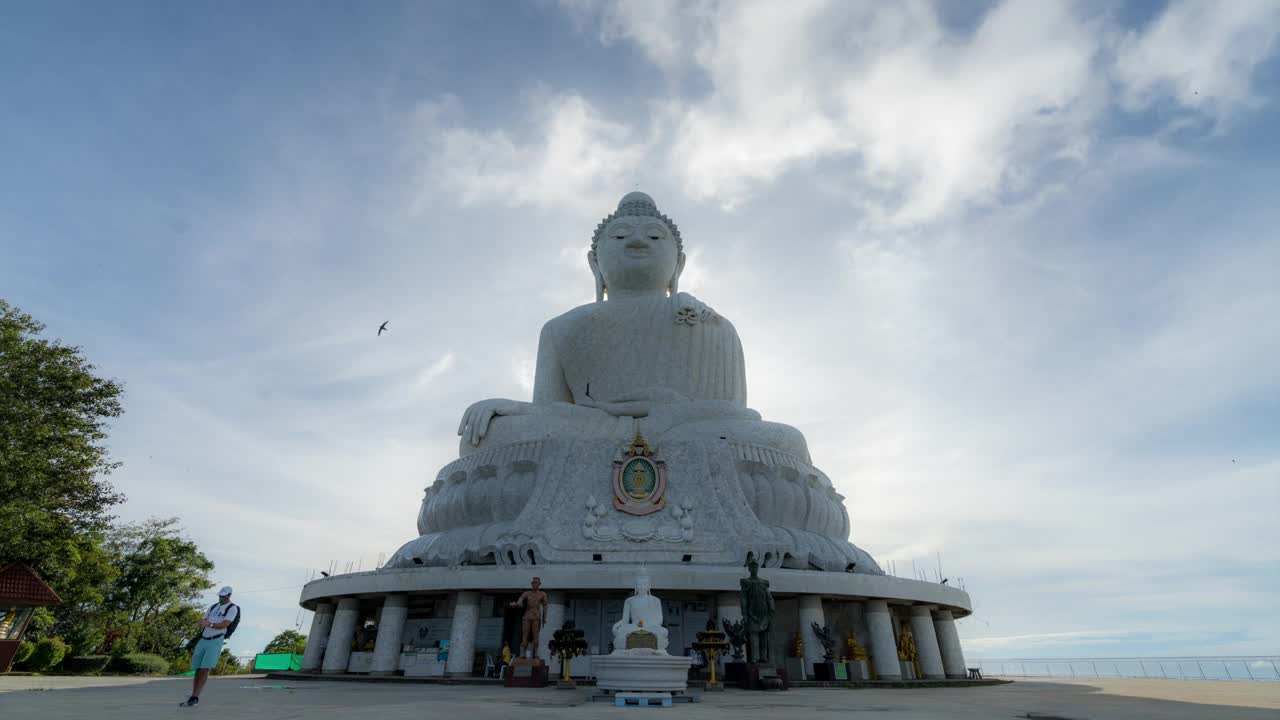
[558,302,711,400]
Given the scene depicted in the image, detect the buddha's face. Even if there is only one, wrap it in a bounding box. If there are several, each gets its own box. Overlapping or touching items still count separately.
[636,575,651,595]
[593,215,681,295]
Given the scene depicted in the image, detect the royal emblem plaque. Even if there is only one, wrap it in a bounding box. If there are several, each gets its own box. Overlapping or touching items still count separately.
[612,430,667,515]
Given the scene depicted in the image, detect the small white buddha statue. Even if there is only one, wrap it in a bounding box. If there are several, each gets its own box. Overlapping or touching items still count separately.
[611,569,669,654]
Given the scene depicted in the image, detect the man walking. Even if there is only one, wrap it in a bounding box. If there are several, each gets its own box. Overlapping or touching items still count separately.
[182,585,239,707]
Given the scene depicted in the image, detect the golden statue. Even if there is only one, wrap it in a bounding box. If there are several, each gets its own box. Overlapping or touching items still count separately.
[846,629,868,661]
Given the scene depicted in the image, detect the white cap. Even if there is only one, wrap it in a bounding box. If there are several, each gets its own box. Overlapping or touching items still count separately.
[218,585,233,596]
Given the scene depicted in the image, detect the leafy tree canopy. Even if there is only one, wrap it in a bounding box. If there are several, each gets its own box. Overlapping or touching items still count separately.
[0,299,125,598]
[263,629,307,655]
[1,302,217,664]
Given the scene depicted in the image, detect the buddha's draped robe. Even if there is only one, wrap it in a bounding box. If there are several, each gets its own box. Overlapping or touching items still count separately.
[548,294,747,407]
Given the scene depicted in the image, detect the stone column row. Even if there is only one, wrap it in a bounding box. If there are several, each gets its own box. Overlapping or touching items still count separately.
[858,600,966,681]
[300,592,967,680]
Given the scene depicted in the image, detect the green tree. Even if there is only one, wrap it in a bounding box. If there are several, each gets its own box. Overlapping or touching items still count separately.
[263,629,307,655]
[213,647,245,675]
[0,300,126,604]
[51,518,214,659]
[101,517,214,657]
[104,518,214,624]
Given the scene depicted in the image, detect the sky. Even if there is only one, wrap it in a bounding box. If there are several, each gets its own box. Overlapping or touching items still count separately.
[2,0,1278,662]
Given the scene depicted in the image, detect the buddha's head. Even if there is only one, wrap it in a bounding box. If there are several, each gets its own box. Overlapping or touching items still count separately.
[589,192,685,301]
[634,568,652,596]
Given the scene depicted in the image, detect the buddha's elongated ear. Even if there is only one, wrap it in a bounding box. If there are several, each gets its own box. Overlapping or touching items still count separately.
[588,250,605,302]
[668,251,686,296]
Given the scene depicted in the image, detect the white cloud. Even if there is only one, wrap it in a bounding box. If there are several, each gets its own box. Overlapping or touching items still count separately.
[1114,0,1280,120]
[416,352,455,388]
[409,92,649,213]
[527,2,1108,223]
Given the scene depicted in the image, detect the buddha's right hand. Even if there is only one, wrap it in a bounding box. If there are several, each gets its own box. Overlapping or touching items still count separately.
[458,399,530,447]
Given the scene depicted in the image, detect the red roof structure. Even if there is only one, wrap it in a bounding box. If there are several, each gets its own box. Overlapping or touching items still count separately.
[0,563,62,606]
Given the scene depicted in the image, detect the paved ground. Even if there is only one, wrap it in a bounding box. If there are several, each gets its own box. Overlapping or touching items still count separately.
[2,674,1277,720]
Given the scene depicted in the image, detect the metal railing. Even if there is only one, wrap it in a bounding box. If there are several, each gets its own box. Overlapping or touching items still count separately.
[972,656,1280,681]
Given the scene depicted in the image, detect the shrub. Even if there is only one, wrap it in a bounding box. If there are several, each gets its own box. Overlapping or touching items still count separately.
[62,655,111,674]
[26,637,68,671]
[13,640,35,666]
[212,649,243,676]
[107,653,170,675]
[170,649,192,673]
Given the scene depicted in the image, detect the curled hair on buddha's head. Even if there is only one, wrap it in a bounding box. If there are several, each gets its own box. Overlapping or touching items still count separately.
[591,192,683,255]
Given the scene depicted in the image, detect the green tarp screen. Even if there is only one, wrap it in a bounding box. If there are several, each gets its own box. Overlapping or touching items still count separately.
[252,653,303,671]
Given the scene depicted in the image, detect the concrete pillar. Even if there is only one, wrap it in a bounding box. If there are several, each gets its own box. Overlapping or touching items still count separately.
[863,599,901,680]
[909,605,945,679]
[537,591,566,664]
[446,591,480,676]
[933,609,967,679]
[321,598,361,674]
[371,594,409,676]
[300,602,334,672]
[797,595,827,679]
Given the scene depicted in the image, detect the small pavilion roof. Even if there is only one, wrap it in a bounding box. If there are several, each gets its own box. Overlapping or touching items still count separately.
[0,563,62,606]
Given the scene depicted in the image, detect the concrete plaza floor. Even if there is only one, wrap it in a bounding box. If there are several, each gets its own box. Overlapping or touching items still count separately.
[2,674,1277,719]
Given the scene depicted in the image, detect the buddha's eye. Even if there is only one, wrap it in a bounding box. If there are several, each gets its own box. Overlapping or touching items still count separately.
[649,235,662,240]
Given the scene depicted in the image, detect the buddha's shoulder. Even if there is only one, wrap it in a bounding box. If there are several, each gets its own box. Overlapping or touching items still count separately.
[540,295,738,334]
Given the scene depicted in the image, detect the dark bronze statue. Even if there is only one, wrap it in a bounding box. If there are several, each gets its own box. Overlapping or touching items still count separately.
[739,556,775,663]
[721,617,747,660]
[810,622,836,661]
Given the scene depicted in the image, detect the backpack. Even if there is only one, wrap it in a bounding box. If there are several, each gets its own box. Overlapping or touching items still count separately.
[210,602,242,639]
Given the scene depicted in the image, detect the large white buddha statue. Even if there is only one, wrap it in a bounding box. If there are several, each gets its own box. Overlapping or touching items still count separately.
[611,569,669,654]
[387,192,882,576]
[455,191,808,461]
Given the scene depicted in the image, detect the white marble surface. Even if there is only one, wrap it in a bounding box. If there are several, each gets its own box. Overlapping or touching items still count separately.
[863,599,901,680]
[300,602,334,672]
[446,591,480,675]
[321,598,360,674]
[611,571,669,654]
[297,192,973,673]
[592,653,693,692]
[346,651,373,673]
[798,595,827,679]
[400,653,446,677]
[846,659,870,680]
[300,565,972,616]
[384,193,880,576]
[933,609,967,679]
[371,594,408,675]
[910,605,946,680]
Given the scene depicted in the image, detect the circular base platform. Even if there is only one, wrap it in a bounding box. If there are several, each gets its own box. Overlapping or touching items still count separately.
[300,564,971,615]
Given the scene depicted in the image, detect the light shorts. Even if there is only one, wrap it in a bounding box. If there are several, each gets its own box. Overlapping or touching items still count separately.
[191,636,225,670]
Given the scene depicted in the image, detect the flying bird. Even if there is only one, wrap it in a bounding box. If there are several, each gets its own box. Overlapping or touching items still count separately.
[377,321,389,336]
